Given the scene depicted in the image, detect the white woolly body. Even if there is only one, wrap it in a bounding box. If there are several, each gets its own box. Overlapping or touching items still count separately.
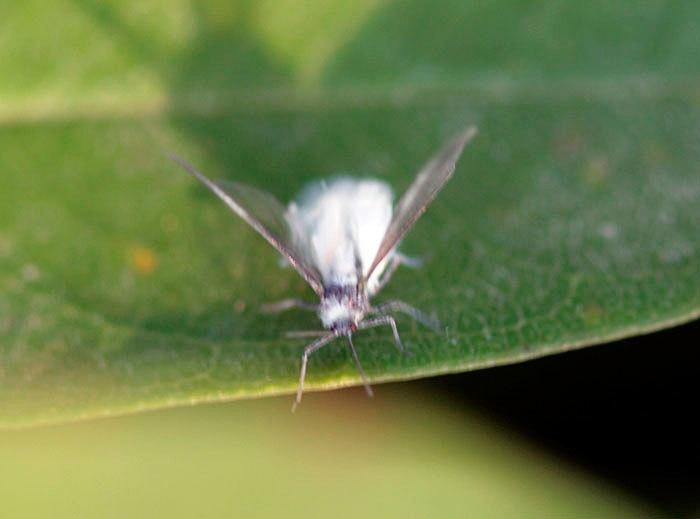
[286,178,394,299]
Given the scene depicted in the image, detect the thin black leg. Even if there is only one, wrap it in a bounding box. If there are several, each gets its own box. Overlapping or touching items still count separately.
[346,334,374,397]
[370,300,441,332]
[358,315,405,353]
[292,333,337,412]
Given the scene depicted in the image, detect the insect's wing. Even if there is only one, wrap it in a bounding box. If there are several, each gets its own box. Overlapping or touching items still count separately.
[365,126,477,279]
[168,153,325,295]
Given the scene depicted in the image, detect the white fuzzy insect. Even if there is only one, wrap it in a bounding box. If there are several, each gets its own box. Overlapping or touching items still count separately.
[169,126,477,410]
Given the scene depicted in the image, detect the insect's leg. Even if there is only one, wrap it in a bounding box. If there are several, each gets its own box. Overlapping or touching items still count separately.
[370,300,441,332]
[373,254,423,293]
[292,333,336,412]
[285,330,328,339]
[358,316,405,354]
[346,334,374,398]
[261,299,318,314]
[373,255,402,293]
[396,252,423,268]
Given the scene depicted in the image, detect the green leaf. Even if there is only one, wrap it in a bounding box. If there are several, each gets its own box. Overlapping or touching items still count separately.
[1,0,699,427]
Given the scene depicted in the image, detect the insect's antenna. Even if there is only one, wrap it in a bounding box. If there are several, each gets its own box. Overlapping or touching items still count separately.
[293,333,336,413]
[346,334,374,398]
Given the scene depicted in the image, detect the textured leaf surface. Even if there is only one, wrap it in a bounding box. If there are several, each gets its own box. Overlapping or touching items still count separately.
[1,0,699,427]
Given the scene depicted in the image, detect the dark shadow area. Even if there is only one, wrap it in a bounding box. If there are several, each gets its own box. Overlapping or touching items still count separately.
[424,319,700,516]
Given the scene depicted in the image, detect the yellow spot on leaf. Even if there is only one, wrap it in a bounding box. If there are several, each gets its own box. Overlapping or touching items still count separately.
[128,246,158,275]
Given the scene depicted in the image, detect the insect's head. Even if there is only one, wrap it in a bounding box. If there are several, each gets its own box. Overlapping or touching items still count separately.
[319,284,366,334]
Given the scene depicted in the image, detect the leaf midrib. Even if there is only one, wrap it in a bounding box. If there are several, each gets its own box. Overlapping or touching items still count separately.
[1,74,698,126]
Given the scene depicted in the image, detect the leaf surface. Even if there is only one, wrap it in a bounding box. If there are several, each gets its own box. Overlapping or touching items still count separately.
[1,0,699,427]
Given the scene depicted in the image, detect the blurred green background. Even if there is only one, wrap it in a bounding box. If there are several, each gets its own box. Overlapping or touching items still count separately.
[0,387,657,518]
[1,0,699,517]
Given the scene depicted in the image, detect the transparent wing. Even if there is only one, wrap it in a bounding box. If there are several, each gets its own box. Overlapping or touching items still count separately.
[168,153,325,295]
[365,126,477,279]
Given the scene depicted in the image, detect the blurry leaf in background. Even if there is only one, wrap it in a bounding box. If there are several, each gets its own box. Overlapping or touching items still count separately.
[0,0,699,429]
[0,390,655,518]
